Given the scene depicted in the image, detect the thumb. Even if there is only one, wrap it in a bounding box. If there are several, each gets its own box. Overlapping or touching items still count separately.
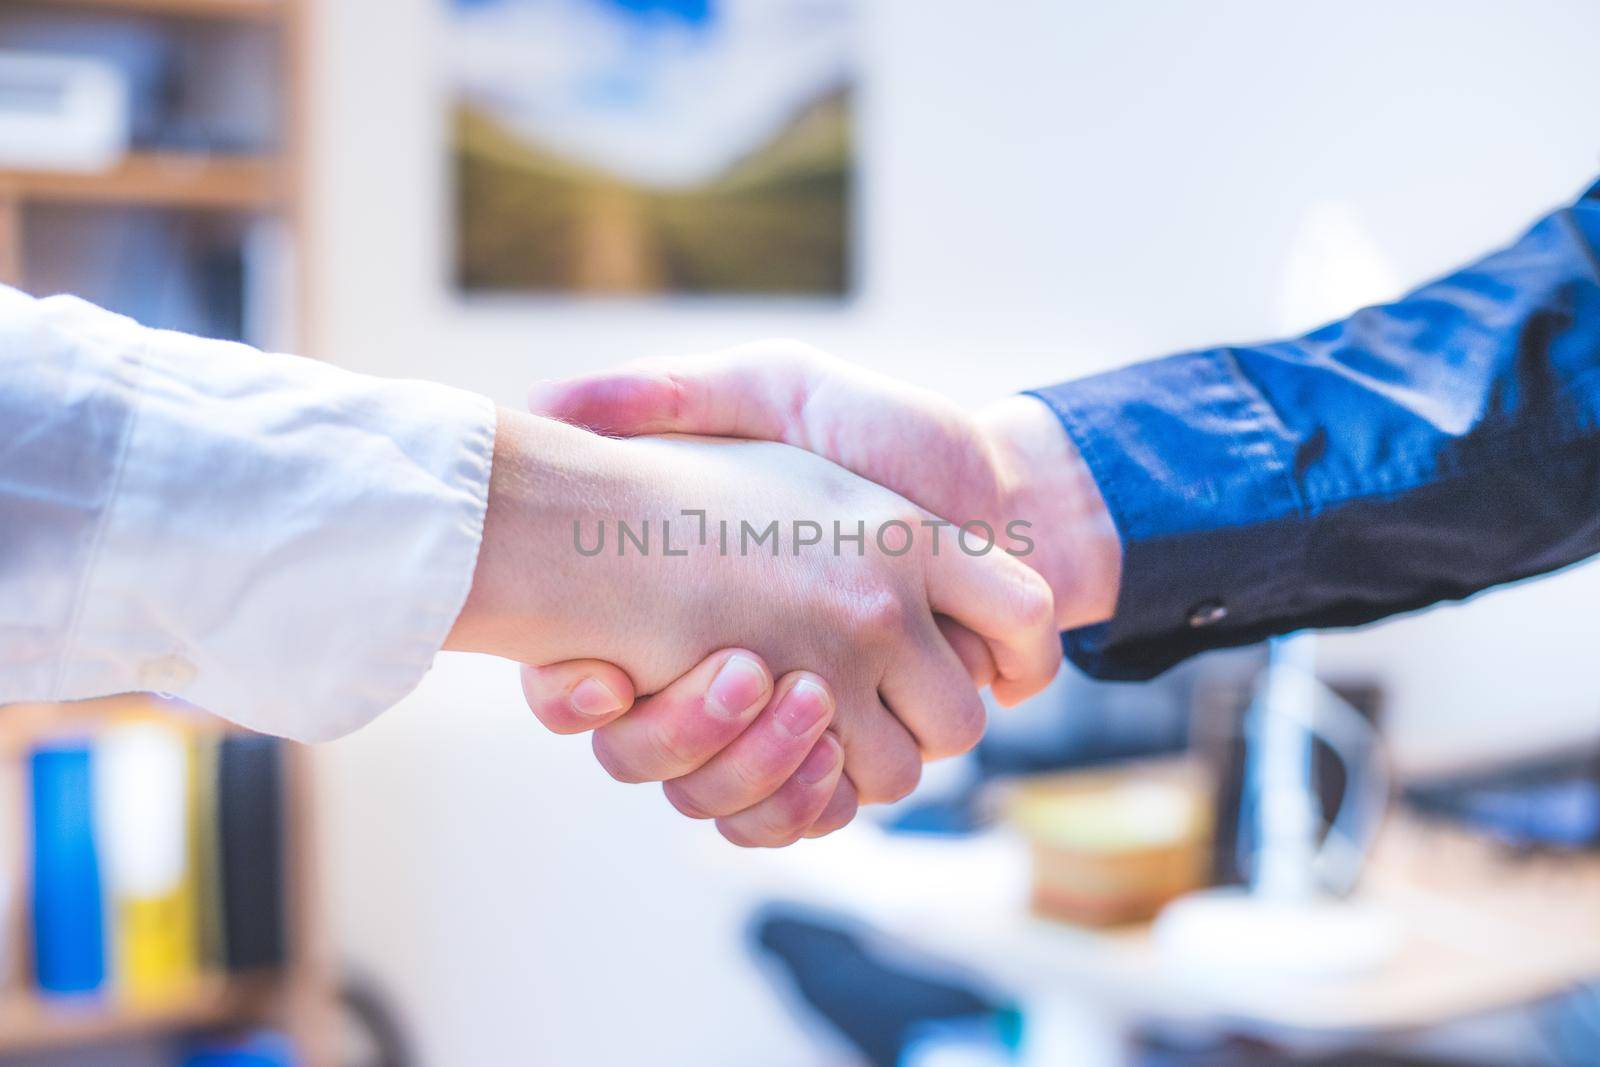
[520,659,636,734]
[527,342,824,442]
[924,546,1062,707]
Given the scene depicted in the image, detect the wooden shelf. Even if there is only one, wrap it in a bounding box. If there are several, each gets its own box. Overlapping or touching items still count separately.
[13,0,285,21]
[0,975,282,1055]
[0,152,284,210]
[0,695,244,747]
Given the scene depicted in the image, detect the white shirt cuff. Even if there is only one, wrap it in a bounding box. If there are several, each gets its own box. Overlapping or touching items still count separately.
[51,304,495,741]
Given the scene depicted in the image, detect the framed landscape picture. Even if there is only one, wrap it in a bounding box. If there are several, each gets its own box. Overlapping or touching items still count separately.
[449,0,856,296]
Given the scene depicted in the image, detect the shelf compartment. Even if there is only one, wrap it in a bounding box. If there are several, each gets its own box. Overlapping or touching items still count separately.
[13,0,284,22]
[0,974,282,1055]
[0,152,284,209]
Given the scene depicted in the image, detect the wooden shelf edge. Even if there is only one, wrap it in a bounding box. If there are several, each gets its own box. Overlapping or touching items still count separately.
[17,0,285,21]
[0,153,286,211]
[0,974,283,1055]
[0,195,20,288]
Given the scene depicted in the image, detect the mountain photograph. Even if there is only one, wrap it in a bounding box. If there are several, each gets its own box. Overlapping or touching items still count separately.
[448,0,856,295]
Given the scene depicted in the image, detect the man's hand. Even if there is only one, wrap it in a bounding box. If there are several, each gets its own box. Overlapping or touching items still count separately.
[527,341,1123,629]
[516,342,1120,845]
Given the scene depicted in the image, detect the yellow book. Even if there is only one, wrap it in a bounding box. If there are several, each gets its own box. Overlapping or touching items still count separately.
[95,719,200,1003]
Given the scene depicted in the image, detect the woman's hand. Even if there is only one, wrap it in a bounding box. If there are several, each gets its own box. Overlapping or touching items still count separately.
[520,649,856,846]
[446,410,1060,842]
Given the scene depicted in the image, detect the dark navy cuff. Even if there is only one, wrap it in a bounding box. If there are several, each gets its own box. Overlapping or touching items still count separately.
[1025,348,1310,680]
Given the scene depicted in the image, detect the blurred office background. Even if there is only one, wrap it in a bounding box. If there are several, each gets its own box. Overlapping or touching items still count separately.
[2,1,1600,1065]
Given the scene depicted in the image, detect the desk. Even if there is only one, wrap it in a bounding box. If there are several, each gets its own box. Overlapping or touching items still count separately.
[740,813,1600,1064]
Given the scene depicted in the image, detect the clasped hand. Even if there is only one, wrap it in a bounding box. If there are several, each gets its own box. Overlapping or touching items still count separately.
[455,342,1121,847]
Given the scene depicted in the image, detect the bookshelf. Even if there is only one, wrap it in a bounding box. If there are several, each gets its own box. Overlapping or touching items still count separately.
[0,0,310,331]
[0,0,332,1064]
[0,696,333,1064]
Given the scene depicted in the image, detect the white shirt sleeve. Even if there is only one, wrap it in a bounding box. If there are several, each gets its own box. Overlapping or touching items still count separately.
[0,285,496,741]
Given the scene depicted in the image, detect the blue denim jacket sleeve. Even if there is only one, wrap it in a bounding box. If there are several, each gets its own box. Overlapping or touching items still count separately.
[1027,177,1600,681]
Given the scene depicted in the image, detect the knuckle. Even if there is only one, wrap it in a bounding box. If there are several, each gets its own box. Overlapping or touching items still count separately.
[681,754,790,821]
[657,370,695,423]
[883,503,924,536]
[748,809,811,849]
[927,696,987,759]
[661,780,714,820]
[1012,567,1056,630]
[884,763,923,804]
[726,780,831,848]
[715,821,760,848]
[812,800,860,838]
[591,733,647,785]
[760,337,830,370]
[646,718,705,777]
[726,747,788,800]
[806,813,853,839]
[716,818,791,849]
[807,780,861,838]
[856,589,910,638]
[957,699,989,752]
[881,508,927,559]
[865,748,922,804]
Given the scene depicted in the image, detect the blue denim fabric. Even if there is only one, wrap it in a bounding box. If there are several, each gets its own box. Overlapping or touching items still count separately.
[1029,178,1600,680]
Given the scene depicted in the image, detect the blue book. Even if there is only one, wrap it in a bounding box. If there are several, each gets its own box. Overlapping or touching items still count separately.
[182,1029,298,1067]
[31,742,106,994]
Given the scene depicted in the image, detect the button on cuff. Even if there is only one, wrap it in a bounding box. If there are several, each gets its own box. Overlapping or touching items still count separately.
[138,653,197,695]
[1187,600,1228,628]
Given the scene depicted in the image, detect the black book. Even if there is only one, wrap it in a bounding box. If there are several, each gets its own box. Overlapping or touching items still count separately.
[217,735,286,971]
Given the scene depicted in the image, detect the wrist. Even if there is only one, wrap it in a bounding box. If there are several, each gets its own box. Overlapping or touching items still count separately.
[446,408,626,662]
[977,395,1122,630]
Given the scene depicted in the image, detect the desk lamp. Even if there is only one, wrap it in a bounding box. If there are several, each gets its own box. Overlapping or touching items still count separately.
[1153,634,1400,982]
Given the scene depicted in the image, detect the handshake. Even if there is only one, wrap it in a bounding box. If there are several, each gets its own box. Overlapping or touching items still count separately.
[445,342,1123,847]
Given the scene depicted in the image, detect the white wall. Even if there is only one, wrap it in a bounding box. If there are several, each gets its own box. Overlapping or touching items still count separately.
[306,2,1600,1063]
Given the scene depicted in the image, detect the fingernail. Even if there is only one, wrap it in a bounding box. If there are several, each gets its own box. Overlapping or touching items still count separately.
[775,678,832,737]
[570,676,624,718]
[796,736,841,785]
[707,654,768,720]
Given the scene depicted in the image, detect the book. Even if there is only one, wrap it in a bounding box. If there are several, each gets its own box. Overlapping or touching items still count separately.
[95,719,199,1002]
[30,741,106,995]
[182,1028,298,1067]
[217,735,286,972]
